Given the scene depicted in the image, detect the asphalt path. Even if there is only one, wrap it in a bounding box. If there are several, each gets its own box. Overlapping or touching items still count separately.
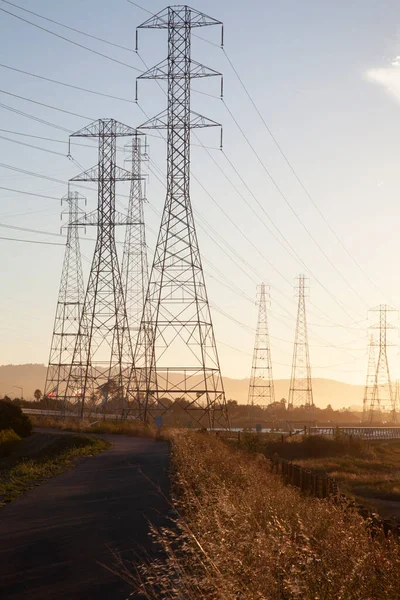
[0,432,170,600]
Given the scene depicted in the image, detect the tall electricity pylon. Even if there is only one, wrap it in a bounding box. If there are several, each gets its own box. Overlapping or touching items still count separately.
[248,283,275,406]
[362,333,377,422]
[121,132,149,347]
[64,119,137,418]
[44,191,85,407]
[288,275,313,409]
[368,304,396,422]
[395,379,400,416]
[134,6,229,429]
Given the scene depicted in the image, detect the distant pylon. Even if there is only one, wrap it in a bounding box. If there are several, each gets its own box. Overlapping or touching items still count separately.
[44,191,85,406]
[395,379,400,416]
[362,333,377,422]
[121,132,149,346]
[288,275,313,409]
[134,6,229,429]
[248,283,275,407]
[64,119,138,418]
[368,304,397,422]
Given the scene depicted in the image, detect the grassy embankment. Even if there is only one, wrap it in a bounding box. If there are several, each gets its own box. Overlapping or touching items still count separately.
[262,434,400,519]
[129,431,400,600]
[0,430,111,505]
[30,415,157,437]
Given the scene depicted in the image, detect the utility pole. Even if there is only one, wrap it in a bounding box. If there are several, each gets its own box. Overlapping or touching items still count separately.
[64,119,137,418]
[134,6,229,429]
[362,333,376,423]
[248,283,275,407]
[288,275,313,410]
[44,191,85,410]
[368,304,396,423]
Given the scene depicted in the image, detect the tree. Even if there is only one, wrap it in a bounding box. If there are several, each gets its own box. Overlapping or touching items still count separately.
[34,389,42,402]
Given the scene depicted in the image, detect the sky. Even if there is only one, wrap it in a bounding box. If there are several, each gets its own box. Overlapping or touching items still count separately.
[1,0,400,389]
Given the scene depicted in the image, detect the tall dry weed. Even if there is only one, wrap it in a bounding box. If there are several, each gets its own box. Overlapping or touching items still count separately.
[130,432,400,599]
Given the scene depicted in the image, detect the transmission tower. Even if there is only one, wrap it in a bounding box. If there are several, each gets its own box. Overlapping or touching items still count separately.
[248,283,275,406]
[362,333,377,423]
[395,379,400,416]
[121,132,149,349]
[134,6,229,429]
[368,304,397,422]
[288,275,313,409]
[44,191,86,407]
[64,119,138,418]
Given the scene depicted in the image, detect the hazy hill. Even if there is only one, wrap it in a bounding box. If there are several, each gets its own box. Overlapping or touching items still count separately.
[224,377,364,410]
[0,364,363,410]
[0,364,47,399]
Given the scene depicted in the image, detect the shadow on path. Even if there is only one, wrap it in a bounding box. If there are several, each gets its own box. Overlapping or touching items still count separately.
[0,432,170,600]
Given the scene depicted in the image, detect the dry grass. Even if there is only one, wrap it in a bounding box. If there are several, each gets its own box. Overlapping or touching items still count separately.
[30,415,158,438]
[129,431,400,600]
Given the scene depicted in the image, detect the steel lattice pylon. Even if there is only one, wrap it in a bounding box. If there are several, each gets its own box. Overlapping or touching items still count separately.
[368,304,397,422]
[288,275,313,409]
[248,283,275,406]
[134,6,229,429]
[63,119,138,418]
[362,333,377,422]
[44,191,86,407]
[121,133,149,348]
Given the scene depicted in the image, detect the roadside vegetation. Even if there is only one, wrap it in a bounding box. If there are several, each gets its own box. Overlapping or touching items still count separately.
[129,432,400,599]
[0,432,110,505]
[0,399,111,505]
[30,415,158,437]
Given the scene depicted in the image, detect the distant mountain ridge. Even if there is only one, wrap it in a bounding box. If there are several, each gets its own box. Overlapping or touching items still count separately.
[0,364,363,410]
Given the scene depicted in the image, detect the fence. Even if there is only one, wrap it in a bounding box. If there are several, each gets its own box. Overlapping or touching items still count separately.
[310,427,400,440]
[269,455,339,498]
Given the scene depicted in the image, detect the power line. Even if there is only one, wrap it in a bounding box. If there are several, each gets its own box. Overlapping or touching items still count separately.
[222,48,384,300]
[0,234,63,246]
[222,99,368,312]
[0,222,64,238]
[0,87,93,120]
[3,0,136,53]
[0,6,142,72]
[0,112,364,347]
[135,47,365,326]
[129,4,381,319]
[0,185,60,200]
[0,100,71,132]
[0,63,136,104]
[0,133,67,157]
[0,103,366,353]
[147,142,364,344]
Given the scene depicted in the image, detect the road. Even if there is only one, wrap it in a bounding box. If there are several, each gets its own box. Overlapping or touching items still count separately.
[0,433,170,600]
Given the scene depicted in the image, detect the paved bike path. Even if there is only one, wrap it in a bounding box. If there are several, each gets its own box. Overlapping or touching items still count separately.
[0,433,170,600]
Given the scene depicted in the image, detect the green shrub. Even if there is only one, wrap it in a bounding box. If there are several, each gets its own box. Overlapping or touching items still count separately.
[0,429,21,457]
[0,400,32,437]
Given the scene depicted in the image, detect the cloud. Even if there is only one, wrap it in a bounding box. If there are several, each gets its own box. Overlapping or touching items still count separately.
[366,62,400,105]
